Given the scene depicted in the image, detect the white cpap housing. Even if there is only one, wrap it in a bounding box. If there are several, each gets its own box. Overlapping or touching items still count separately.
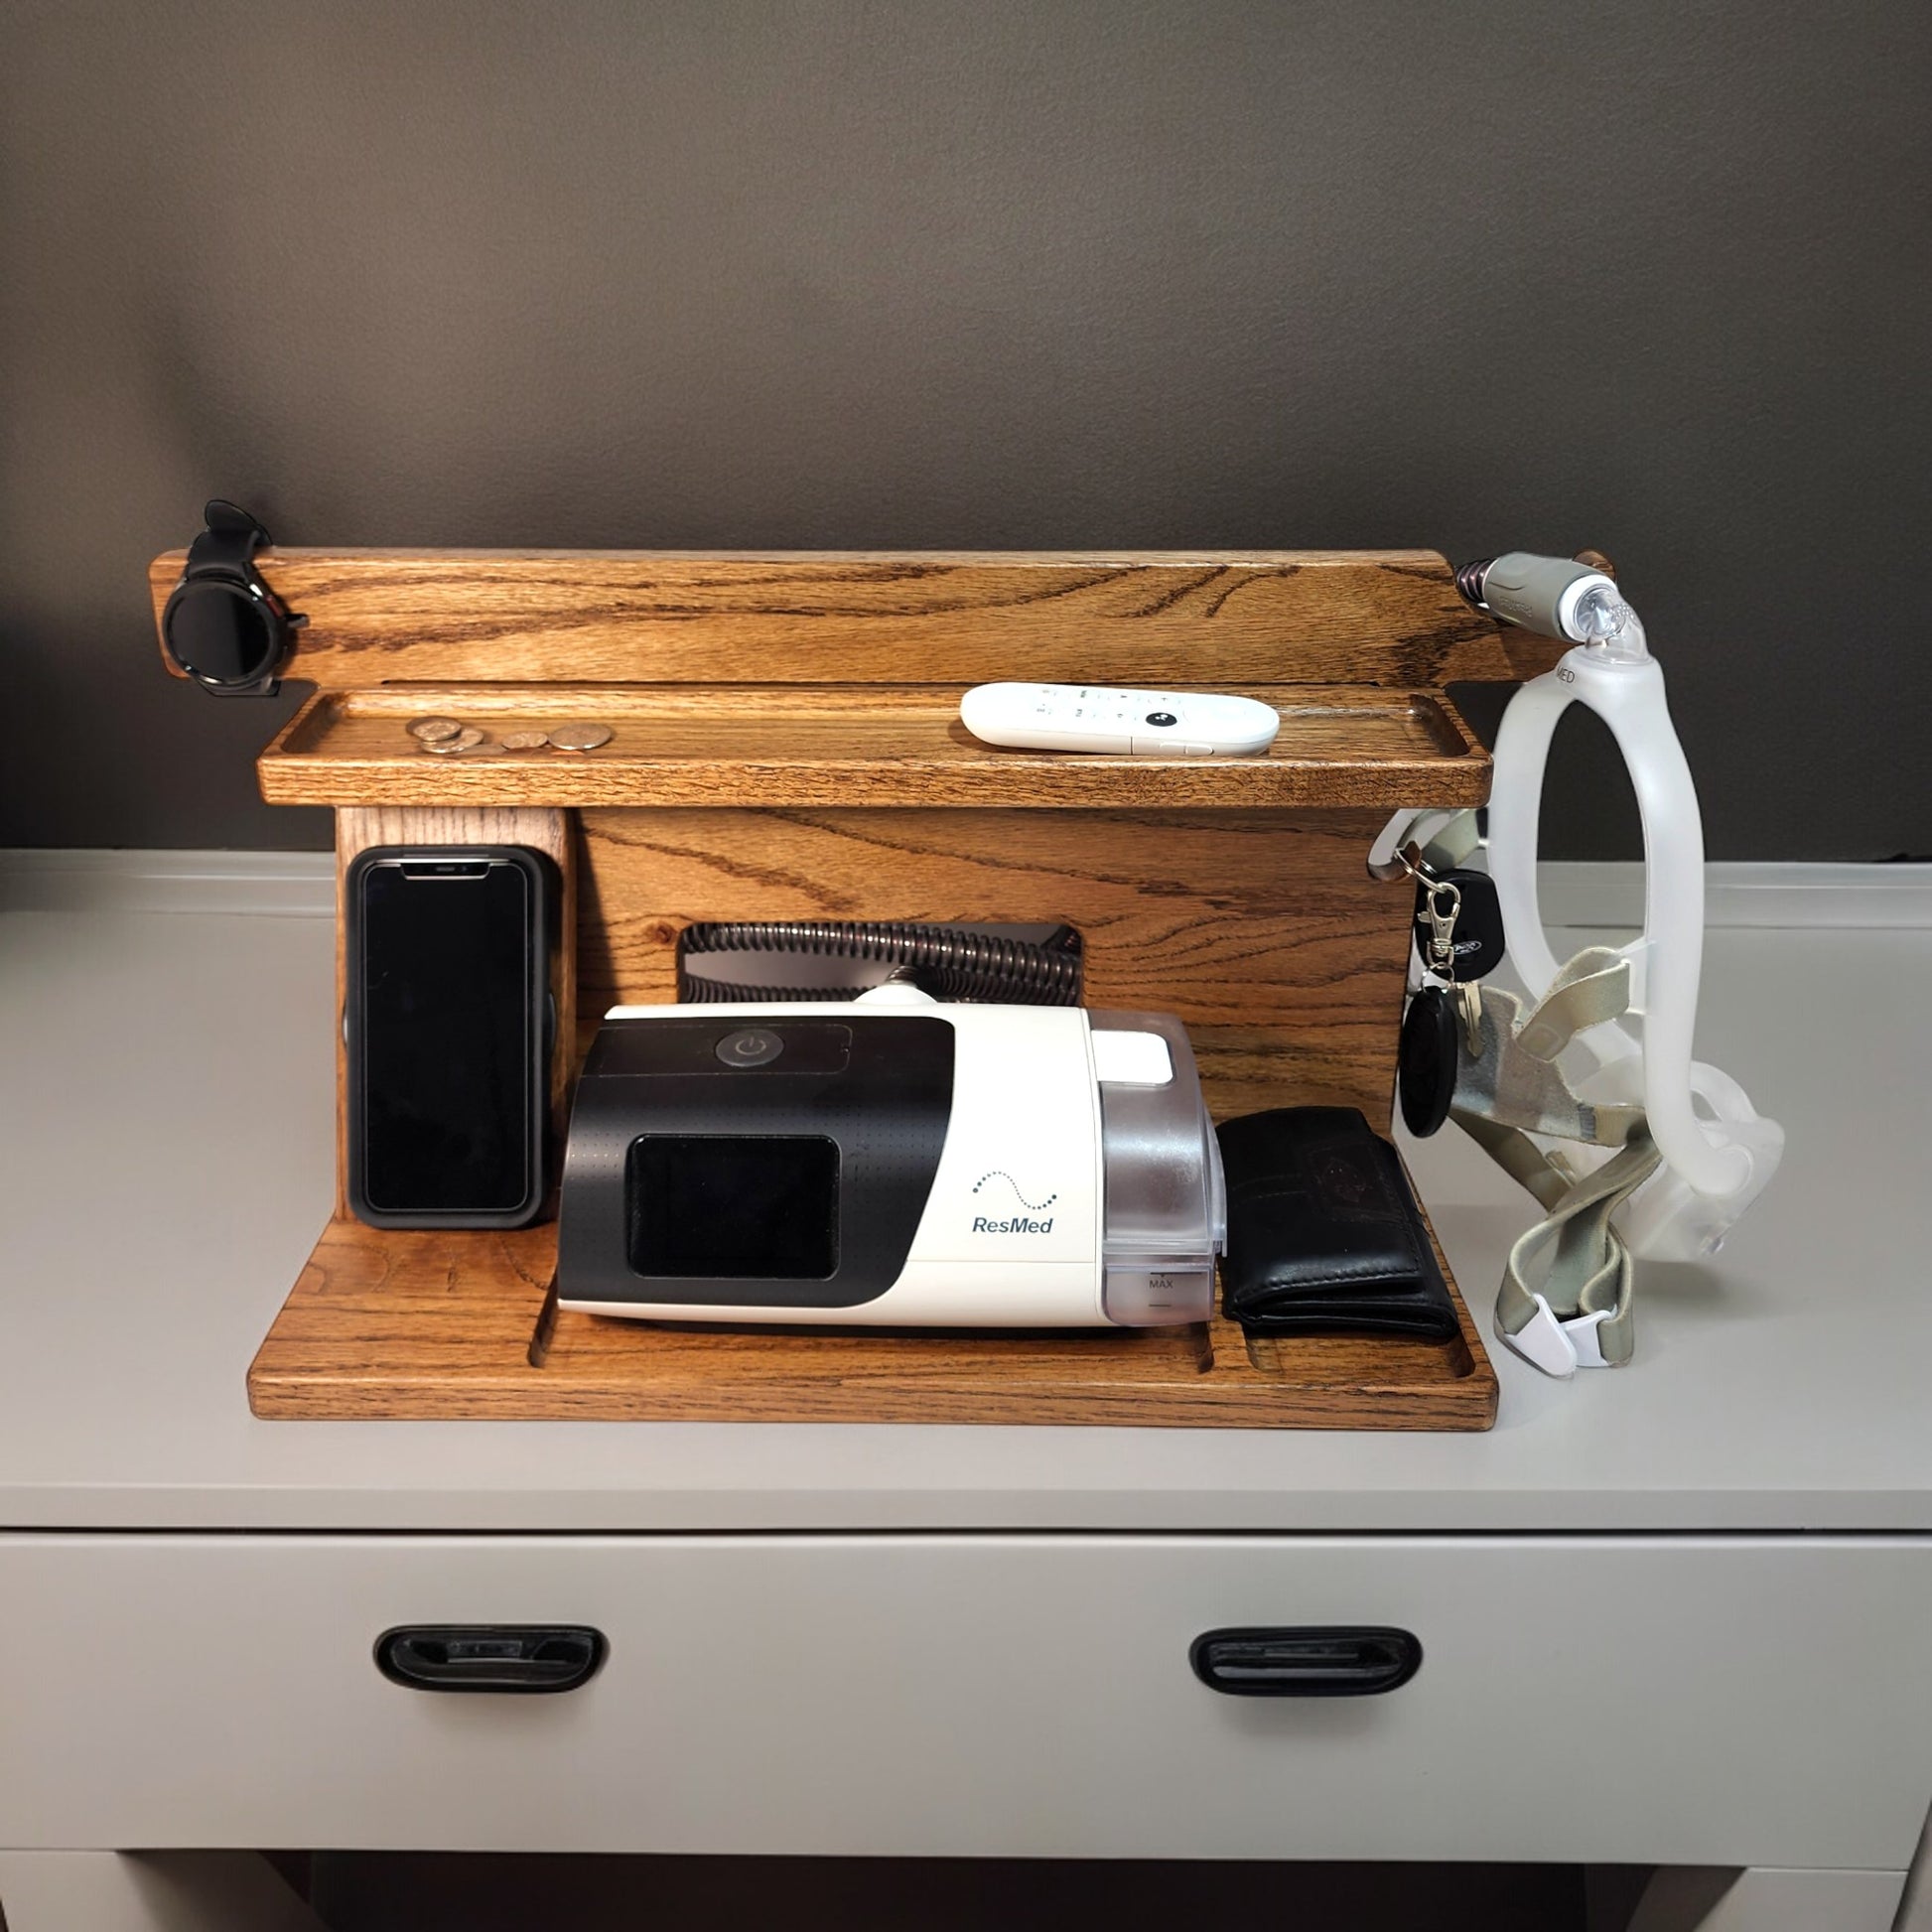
[556,987,1225,1329]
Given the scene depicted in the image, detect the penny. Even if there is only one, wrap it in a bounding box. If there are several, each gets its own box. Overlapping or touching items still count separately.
[407,717,463,742]
[500,730,552,751]
[546,722,613,751]
[453,727,485,750]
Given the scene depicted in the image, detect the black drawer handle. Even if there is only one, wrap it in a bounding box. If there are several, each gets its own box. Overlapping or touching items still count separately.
[375,1625,607,1694]
[1190,1626,1422,1697]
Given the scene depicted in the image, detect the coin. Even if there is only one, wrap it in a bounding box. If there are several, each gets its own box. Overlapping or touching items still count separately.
[408,717,463,742]
[419,737,468,756]
[457,741,509,756]
[546,722,613,751]
[453,727,485,750]
[500,729,552,751]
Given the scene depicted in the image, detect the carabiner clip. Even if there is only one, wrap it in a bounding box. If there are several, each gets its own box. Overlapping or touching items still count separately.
[1421,878,1461,977]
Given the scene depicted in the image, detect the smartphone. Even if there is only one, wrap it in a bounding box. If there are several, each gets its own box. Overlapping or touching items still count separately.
[345,846,554,1228]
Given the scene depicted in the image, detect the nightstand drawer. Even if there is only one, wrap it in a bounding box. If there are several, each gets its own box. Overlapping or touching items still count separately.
[3,1533,1928,1864]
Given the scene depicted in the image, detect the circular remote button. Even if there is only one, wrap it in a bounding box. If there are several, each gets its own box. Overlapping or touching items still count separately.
[716,1028,784,1068]
[1144,711,1177,727]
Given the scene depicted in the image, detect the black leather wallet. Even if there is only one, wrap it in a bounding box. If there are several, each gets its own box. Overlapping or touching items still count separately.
[1215,1107,1458,1340]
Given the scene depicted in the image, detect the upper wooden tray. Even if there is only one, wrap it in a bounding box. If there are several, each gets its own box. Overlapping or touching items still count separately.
[259,682,1486,809]
[150,548,1545,689]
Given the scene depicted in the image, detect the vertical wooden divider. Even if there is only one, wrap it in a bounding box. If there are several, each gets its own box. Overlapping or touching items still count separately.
[574,805,1414,1121]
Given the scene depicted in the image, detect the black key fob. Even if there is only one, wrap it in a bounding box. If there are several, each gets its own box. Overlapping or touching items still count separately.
[1413,868,1504,980]
[1398,987,1458,1138]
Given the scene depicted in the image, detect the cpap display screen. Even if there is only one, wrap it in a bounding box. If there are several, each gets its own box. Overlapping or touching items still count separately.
[626,1135,839,1280]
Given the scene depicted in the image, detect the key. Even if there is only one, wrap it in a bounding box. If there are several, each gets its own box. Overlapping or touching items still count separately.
[1455,980,1484,1059]
[1412,867,1505,981]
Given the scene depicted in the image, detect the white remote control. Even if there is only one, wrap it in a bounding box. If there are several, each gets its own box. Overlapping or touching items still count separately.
[959,682,1281,757]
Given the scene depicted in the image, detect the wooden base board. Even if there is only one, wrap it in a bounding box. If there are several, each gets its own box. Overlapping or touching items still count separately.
[247,1217,1499,1430]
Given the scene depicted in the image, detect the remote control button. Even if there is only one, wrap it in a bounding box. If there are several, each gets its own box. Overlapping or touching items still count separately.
[716,1028,784,1068]
[1144,711,1177,727]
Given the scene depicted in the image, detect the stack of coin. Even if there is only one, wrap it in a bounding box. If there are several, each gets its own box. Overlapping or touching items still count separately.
[405,717,615,757]
[411,721,489,757]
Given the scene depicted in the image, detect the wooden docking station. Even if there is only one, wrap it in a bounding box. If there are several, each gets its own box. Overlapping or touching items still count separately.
[152,547,1561,1429]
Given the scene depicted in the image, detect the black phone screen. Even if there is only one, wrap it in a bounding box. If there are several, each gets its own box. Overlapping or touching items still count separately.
[357,859,535,1215]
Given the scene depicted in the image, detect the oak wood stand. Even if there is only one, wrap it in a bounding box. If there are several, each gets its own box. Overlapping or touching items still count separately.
[150,547,1549,1429]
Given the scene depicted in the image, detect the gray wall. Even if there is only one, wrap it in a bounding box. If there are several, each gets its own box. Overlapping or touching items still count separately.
[3,0,1926,859]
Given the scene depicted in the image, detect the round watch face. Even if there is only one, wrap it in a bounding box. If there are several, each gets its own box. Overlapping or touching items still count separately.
[165,577,281,684]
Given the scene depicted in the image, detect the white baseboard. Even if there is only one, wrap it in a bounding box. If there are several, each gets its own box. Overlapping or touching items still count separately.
[0,849,335,915]
[2,849,1929,929]
[1537,861,1932,930]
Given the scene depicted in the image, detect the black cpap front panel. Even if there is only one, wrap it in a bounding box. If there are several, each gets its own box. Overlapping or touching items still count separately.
[557,1017,954,1310]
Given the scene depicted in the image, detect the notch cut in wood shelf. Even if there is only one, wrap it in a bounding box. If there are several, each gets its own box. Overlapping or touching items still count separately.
[248,1216,1499,1430]
[259,684,1486,809]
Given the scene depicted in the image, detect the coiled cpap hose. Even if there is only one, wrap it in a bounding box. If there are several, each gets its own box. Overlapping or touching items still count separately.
[676,919,1084,1006]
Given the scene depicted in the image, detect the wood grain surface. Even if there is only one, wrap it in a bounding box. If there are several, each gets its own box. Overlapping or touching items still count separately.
[224,548,1506,1427]
[576,804,1414,1120]
[254,796,1486,1426]
[150,547,1517,689]
[257,684,1486,810]
[247,1214,1498,1430]
[333,807,576,1219]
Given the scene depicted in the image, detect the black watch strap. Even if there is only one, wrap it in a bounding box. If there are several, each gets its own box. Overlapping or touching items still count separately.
[164,497,303,695]
[184,498,272,580]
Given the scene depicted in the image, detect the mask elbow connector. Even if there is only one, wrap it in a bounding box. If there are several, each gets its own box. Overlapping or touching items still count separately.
[1457,552,1648,663]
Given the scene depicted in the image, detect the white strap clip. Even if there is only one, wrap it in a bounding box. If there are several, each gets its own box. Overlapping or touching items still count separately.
[1501,1294,1615,1380]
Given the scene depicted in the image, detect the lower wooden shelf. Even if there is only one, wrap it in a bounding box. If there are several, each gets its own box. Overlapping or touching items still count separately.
[247,1217,1499,1430]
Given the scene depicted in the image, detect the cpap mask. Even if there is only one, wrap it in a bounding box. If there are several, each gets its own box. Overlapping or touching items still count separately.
[1378,554,1784,1376]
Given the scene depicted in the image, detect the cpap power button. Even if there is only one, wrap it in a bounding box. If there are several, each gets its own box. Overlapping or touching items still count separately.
[716,1028,784,1068]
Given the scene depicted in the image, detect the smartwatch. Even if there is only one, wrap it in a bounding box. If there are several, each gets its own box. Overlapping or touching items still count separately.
[160,499,304,695]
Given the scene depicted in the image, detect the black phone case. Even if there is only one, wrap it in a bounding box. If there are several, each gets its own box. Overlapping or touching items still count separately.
[345,845,554,1230]
[1214,1107,1459,1340]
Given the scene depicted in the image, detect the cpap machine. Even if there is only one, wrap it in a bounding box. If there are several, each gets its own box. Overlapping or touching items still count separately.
[556,986,1225,1327]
